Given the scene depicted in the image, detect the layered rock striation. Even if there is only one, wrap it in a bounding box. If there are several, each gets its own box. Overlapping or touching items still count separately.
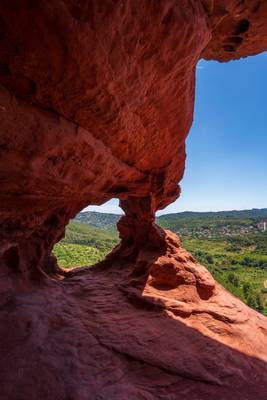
[0,1,267,399]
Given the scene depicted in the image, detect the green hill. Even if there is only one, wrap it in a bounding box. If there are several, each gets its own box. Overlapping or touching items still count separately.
[157,208,267,237]
[53,221,118,268]
[75,211,121,230]
[62,220,118,248]
[74,208,267,235]
[158,208,267,220]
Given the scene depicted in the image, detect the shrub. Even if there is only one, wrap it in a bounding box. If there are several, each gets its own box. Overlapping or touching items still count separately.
[243,282,251,298]
[231,259,238,265]
[256,294,264,312]
[227,272,239,287]
[241,257,253,266]
[206,255,214,264]
[257,260,267,268]
[246,292,264,312]
[247,294,257,309]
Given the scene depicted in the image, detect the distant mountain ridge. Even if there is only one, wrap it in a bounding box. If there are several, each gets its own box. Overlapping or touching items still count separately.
[75,208,267,230]
[75,211,120,229]
[158,208,267,220]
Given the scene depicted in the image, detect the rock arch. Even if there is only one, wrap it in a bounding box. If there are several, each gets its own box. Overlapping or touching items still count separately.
[0,1,267,399]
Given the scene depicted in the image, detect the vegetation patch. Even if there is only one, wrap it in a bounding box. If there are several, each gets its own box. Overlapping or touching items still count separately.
[53,220,118,268]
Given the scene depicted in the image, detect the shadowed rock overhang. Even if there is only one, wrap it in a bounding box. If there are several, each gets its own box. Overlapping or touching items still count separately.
[0,1,267,399]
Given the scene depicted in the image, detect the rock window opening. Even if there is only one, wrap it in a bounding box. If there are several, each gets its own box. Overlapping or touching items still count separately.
[52,200,121,270]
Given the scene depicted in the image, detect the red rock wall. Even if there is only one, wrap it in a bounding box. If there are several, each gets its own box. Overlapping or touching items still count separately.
[1,2,267,399]
[1,0,267,277]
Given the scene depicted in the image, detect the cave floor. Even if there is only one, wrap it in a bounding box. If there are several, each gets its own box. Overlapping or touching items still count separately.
[1,257,267,400]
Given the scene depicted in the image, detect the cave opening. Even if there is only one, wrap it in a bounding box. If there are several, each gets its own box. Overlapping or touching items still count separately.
[1,3,267,398]
[52,200,121,270]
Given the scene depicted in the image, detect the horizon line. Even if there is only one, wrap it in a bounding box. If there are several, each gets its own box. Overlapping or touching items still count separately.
[81,206,267,215]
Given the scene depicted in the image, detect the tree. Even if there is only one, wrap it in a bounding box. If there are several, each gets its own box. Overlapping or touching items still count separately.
[258,260,267,269]
[227,273,239,287]
[247,294,257,309]
[255,294,264,312]
[206,255,214,264]
[242,257,252,266]
[242,282,251,298]
[231,259,238,265]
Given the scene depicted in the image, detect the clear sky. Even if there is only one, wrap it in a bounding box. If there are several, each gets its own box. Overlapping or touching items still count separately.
[85,52,267,215]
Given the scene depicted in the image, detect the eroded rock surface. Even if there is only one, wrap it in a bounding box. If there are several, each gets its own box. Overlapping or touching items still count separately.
[1,229,267,400]
[0,1,267,399]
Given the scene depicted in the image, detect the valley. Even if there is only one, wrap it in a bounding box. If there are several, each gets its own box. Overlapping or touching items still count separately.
[53,208,267,315]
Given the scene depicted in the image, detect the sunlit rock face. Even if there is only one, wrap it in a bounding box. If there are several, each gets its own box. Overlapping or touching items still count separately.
[0,1,267,399]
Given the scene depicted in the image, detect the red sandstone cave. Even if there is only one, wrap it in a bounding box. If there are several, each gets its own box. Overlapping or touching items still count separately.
[0,1,267,399]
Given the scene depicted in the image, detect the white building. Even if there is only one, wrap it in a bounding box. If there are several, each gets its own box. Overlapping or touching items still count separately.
[257,219,267,232]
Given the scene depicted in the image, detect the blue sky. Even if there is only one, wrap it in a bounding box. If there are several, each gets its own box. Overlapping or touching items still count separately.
[85,52,267,215]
